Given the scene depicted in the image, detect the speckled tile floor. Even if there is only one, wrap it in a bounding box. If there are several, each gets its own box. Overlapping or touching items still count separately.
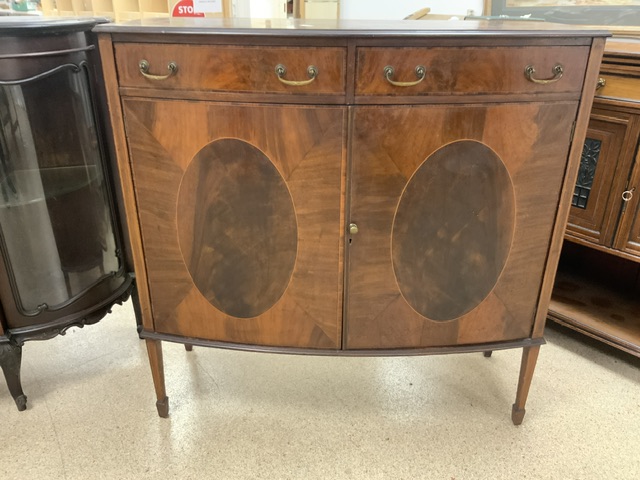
[2,299,639,479]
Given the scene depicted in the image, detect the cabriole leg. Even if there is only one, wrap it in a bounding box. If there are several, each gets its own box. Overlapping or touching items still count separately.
[511,345,541,426]
[145,339,169,418]
[0,343,27,411]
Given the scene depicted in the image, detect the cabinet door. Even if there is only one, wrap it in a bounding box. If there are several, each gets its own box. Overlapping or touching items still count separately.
[346,102,578,349]
[565,109,638,247]
[615,156,640,258]
[123,99,346,349]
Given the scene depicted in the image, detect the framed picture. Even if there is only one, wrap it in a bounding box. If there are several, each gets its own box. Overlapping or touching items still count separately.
[487,0,640,32]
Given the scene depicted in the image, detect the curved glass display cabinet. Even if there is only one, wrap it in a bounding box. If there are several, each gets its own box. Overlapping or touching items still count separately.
[0,17,134,411]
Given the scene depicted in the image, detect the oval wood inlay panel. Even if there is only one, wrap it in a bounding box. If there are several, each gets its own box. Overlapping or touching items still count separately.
[392,140,515,321]
[177,139,297,318]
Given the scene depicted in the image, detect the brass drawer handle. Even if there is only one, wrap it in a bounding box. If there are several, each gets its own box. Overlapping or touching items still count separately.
[596,77,606,90]
[139,59,178,81]
[524,64,563,85]
[275,64,318,86]
[383,65,426,87]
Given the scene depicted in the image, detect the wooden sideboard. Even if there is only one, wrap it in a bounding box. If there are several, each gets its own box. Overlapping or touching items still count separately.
[95,18,607,424]
[549,38,640,357]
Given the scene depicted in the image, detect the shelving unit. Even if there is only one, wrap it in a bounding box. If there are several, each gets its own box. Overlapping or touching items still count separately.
[549,242,640,357]
[548,38,640,357]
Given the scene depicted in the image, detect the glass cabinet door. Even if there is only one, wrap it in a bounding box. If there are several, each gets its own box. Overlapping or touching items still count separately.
[0,63,119,315]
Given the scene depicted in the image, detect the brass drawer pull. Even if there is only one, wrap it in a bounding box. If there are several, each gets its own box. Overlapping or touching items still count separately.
[275,64,318,86]
[622,188,635,202]
[596,77,606,90]
[383,65,426,87]
[139,59,178,80]
[524,64,563,85]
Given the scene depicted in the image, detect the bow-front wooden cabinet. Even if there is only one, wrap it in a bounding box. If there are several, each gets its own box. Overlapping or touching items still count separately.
[95,18,607,424]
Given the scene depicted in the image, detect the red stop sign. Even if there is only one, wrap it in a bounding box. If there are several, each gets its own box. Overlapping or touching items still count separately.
[171,0,205,17]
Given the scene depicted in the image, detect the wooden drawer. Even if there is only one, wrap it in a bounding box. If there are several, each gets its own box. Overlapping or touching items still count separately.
[355,46,590,96]
[596,74,640,102]
[114,43,347,95]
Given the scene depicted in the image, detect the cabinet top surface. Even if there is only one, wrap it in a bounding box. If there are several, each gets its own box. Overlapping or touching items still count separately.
[0,16,106,35]
[94,17,609,39]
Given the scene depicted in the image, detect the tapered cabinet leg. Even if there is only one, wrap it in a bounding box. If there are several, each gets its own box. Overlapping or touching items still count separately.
[511,345,541,426]
[145,339,169,418]
[0,343,27,411]
[483,351,493,358]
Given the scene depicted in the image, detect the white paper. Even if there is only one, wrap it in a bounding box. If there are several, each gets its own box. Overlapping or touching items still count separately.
[193,0,222,13]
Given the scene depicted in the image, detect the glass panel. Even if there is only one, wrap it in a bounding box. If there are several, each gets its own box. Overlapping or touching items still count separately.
[572,137,601,210]
[0,65,118,313]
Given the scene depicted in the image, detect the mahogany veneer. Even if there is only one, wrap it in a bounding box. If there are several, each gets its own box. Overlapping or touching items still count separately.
[95,18,607,424]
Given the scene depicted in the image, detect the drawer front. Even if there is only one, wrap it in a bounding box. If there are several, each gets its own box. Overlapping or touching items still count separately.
[596,74,640,102]
[114,43,346,95]
[355,46,590,96]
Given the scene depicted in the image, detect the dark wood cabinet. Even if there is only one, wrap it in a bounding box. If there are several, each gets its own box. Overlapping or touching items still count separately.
[549,38,640,357]
[96,18,606,424]
[0,18,134,411]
